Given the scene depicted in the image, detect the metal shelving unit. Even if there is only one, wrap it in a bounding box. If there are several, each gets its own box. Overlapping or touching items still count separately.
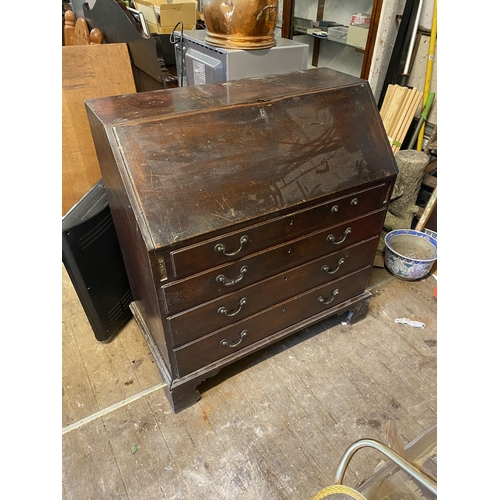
[281,0,384,79]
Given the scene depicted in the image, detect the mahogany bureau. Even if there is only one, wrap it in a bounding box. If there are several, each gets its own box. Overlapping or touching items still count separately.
[85,67,398,413]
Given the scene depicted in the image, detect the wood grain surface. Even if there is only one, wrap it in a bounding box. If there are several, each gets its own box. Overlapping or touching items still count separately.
[62,43,136,215]
[62,263,437,499]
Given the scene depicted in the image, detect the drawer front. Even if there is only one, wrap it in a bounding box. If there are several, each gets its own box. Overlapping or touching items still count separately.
[162,208,385,315]
[169,184,386,278]
[173,266,372,377]
[167,236,379,347]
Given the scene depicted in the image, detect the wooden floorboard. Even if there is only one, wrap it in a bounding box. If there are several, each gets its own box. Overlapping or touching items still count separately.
[62,417,129,499]
[62,263,164,428]
[62,264,437,499]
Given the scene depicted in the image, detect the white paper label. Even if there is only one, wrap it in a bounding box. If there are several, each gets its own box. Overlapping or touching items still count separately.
[193,61,206,86]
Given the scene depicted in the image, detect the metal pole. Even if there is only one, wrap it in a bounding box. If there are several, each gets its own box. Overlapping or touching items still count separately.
[407,91,435,150]
[333,438,437,496]
[416,0,437,150]
[400,0,423,87]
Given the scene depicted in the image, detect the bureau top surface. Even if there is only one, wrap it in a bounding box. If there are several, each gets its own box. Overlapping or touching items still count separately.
[86,68,398,249]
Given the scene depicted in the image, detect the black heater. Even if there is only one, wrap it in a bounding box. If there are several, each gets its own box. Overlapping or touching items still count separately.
[62,180,133,342]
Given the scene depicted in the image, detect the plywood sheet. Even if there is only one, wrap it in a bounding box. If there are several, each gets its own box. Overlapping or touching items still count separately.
[62,43,136,215]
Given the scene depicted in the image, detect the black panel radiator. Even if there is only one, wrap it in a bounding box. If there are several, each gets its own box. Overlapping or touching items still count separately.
[62,180,133,342]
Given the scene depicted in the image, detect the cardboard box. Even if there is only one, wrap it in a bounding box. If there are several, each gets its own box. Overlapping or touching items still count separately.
[134,0,159,34]
[346,24,369,49]
[350,12,371,26]
[135,0,197,34]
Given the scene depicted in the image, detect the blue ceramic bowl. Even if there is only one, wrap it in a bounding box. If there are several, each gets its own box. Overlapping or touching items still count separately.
[384,229,437,280]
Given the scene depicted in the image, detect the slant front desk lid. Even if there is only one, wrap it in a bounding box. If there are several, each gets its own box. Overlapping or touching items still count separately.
[85,68,398,250]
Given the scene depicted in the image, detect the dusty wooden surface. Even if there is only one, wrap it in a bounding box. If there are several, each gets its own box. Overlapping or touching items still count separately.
[62,263,437,499]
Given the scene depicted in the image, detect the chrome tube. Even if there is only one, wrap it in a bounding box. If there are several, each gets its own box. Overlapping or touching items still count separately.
[333,438,437,496]
[402,0,424,77]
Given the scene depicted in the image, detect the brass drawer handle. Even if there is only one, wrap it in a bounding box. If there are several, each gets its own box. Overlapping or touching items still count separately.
[351,198,358,205]
[326,227,351,245]
[218,297,247,317]
[216,266,248,286]
[330,204,339,213]
[317,289,339,305]
[214,235,249,256]
[220,330,247,347]
[321,257,346,275]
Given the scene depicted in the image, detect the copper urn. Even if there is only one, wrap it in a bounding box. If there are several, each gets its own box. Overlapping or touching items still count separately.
[202,0,278,50]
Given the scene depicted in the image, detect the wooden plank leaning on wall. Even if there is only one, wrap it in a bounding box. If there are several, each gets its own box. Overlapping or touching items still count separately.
[62,41,136,215]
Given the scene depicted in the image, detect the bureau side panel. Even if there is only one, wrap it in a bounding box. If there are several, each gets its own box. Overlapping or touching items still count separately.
[85,108,172,369]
